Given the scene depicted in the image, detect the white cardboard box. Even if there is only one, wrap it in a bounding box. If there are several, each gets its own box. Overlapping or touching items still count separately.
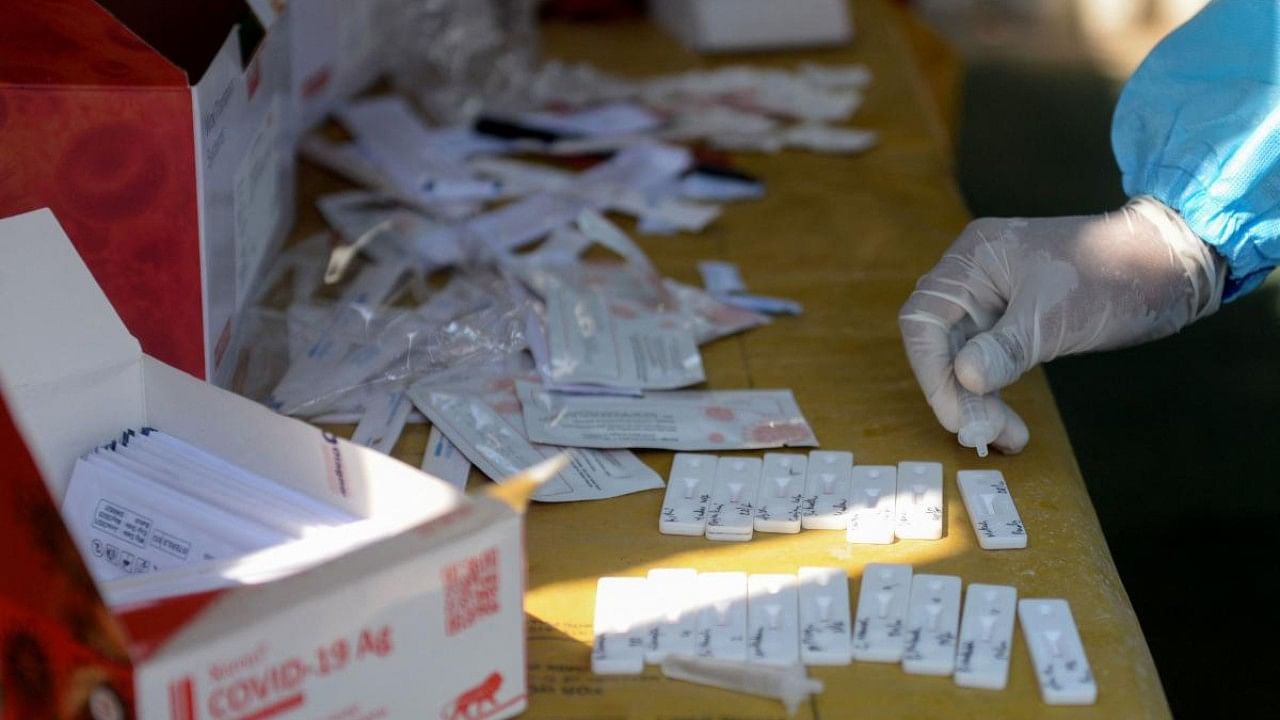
[0,208,527,720]
[651,0,853,53]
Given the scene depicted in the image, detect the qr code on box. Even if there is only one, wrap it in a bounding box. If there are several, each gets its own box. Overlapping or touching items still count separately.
[443,547,500,636]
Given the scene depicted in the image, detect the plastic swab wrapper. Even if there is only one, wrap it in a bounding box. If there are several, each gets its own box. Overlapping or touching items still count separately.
[661,654,823,717]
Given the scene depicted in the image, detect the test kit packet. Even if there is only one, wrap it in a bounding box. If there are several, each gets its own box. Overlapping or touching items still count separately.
[0,0,386,387]
[516,381,818,451]
[0,209,529,720]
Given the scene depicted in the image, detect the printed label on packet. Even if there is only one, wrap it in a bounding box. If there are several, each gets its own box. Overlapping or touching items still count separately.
[515,381,818,451]
[543,284,705,391]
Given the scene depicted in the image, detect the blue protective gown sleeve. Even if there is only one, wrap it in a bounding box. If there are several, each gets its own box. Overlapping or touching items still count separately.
[1113,0,1280,299]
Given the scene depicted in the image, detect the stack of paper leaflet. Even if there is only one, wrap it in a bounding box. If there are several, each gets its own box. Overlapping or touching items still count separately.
[0,209,531,720]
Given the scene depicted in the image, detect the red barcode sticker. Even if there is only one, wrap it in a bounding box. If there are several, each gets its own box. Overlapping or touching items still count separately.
[442,548,500,636]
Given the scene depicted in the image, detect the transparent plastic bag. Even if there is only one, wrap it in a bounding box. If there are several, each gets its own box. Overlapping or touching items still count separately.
[247,265,530,418]
[388,0,542,124]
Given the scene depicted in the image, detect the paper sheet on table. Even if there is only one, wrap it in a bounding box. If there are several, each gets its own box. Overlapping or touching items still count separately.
[516,381,818,450]
[407,371,663,502]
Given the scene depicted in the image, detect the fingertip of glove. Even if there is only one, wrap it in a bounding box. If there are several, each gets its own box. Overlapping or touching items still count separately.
[994,412,1030,455]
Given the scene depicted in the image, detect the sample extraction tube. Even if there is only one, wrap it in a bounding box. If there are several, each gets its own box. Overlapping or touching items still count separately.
[957,388,997,458]
[950,330,998,458]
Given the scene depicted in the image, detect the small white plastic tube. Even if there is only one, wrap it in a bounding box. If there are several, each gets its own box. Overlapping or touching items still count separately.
[661,654,824,717]
[950,331,998,458]
[957,388,997,458]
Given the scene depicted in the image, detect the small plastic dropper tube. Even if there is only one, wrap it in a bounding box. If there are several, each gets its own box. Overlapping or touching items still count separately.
[957,387,997,458]
[950,331,998,458]
[661,654,824,717]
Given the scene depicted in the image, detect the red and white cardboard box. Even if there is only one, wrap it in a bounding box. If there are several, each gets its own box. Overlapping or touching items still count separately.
[0,208,527,720]
[0,0,296,387]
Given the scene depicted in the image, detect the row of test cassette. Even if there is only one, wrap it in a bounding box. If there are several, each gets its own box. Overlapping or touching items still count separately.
[593,564,1096,705]
[659,452,1028,549]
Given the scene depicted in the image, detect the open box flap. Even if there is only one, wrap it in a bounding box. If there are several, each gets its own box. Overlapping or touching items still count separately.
[0,209,140,385]
[0,209,146,494]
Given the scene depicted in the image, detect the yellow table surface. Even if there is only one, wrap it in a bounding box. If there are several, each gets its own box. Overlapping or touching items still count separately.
[295,1,1169,717]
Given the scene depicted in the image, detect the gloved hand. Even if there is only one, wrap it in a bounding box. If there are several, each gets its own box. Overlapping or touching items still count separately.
[898,195,1226,454]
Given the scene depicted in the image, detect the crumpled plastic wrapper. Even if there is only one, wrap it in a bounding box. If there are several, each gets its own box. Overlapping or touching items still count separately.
[388,0,543,123]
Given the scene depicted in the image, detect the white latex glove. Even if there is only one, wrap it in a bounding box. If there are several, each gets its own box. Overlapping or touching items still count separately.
[898,196,1226,454]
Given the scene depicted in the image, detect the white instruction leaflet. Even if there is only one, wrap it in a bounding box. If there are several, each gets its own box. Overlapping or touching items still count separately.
[542,283,705,391]
[116,429,356,533]
[63,457,291,582]
[516,382,818,451]
[407,374,663,502]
